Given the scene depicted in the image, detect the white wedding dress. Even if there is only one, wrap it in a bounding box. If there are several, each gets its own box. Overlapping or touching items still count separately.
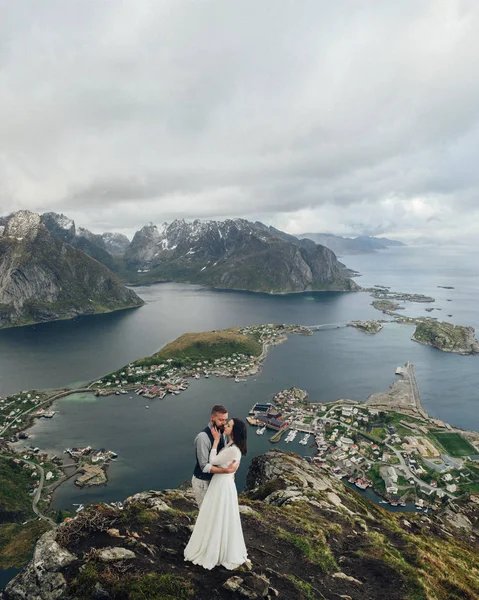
[184,442,248,570]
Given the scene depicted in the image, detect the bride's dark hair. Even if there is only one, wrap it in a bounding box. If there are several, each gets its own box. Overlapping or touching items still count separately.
[231,418,247,456]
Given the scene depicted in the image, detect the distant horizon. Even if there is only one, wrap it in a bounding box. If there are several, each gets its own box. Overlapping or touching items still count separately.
[3,207,476,247]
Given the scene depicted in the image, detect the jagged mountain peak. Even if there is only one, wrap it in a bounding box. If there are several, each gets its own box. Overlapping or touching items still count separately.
[41,211,75,231]
[41,212,77,243]
[100,232,130,257]
[4,210,42,240]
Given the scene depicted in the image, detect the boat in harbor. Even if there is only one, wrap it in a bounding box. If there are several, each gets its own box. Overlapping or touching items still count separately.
[285,429,298,443]
[256,426,266,435]
[299,433,310,445]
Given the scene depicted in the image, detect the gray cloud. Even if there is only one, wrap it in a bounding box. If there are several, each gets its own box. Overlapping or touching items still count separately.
[1,0,479,242]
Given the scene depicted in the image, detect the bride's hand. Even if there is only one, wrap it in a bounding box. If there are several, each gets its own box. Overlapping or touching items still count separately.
[211,426,221,442]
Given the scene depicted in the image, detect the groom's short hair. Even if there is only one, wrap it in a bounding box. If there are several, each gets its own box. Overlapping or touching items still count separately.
[211,404,227,415]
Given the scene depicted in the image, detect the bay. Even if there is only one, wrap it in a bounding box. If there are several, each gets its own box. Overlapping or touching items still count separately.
[3,245,479,508]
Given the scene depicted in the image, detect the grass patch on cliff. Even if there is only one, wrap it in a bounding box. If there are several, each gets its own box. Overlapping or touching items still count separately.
[129,573,194,600]
[412,536,479,600]
[277,527,337,573]
[136,329,262,367]
[0,521,49,569]
[286,574,320,599]
[430,432,476,457]
[69,563,194,600]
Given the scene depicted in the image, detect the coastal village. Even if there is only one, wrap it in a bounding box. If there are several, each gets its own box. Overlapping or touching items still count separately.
[246,365,479,509]
[0,322,478,532]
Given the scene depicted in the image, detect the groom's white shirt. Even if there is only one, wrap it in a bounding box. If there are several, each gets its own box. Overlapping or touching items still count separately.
[192,423,226,508]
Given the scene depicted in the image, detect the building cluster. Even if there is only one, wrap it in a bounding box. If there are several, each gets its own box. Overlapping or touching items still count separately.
[246,392,478,507]
[0,392,45,433]
[247,402,288,430]
[98,349,259,391]
[65,446,118,463]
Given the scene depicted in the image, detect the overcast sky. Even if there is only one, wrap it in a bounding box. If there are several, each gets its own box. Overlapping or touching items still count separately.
[1,1,478,242]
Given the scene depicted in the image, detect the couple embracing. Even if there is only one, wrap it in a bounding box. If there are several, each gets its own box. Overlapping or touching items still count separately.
[184,404,249,570]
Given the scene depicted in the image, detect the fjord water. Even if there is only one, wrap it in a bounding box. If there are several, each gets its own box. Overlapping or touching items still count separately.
[1,245,478,510]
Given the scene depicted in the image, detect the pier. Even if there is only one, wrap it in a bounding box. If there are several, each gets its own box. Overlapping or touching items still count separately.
[364,362,427,418]
[405,361,427,418]
[270,428,288,443]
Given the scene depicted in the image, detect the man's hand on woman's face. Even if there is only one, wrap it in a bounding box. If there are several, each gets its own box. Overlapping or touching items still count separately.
[211,426,222,442]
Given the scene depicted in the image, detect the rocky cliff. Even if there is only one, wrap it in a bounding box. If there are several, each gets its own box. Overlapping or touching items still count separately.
[31,213,359,293]
[125,219,358,293]
[2,450,478,599]
[0,211,143,329]
[40,213,129,275]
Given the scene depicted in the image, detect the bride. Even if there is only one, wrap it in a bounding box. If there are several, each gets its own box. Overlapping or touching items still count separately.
[184,417,248,570]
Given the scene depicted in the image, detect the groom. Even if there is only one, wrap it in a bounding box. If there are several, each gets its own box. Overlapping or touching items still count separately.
[192,404,238,507]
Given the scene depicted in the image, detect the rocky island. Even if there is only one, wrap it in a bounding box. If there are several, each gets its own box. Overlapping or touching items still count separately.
[347,319,384,334]
[367,286,479,355]
[412,320,479,355]
[371,299,405,315]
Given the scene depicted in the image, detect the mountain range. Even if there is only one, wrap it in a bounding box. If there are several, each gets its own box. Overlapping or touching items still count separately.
[0,211,364,328]
[0,211,143,329]
[298,232,405,255]
[23,212,359,293]
[123,218,358,293]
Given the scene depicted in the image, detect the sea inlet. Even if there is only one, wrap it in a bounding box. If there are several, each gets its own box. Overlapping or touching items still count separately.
[4,246,479,509]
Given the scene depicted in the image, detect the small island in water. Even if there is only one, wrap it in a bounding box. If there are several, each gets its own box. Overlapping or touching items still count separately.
[367,286,479,355]
[412,320,479,355]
